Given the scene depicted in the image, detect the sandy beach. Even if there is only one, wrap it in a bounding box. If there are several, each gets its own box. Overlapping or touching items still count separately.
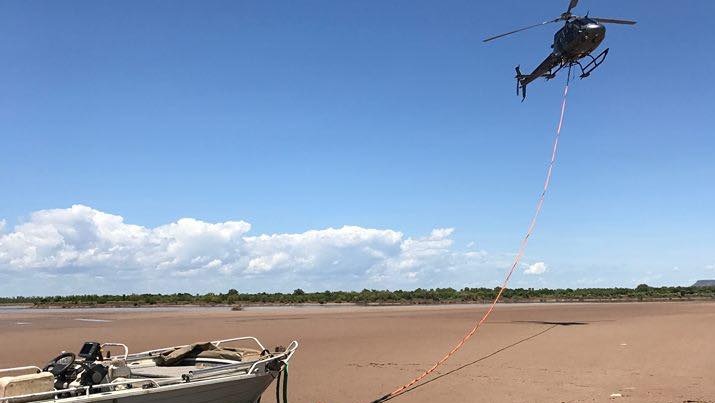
[1,302,713,403]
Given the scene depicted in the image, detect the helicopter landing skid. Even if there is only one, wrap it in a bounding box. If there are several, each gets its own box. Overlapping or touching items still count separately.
[574,48,609,79]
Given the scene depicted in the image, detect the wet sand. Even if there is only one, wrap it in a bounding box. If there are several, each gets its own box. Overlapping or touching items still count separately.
[1,302,714,403]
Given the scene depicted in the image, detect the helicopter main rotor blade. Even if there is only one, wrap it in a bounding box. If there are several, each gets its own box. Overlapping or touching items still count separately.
[483,18,560,43]
[566,0,579,14]
[592,17,637,25]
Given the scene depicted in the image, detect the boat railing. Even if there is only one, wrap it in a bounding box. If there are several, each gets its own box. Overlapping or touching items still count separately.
[212,336,266,351]
[101,343,129,359]
[125,336,267,361]
[247,340,298,375]
[0,378,168,403]
[183,340,298,382]
[0,366,42,377]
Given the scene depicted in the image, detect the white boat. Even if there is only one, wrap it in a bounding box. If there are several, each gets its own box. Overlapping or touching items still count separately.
[0,337,298,403]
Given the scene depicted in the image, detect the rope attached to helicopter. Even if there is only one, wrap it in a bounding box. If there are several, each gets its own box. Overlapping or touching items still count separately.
[369,68,574,403]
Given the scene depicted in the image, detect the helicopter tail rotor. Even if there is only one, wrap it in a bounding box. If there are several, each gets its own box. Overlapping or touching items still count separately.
[515,66,528,101]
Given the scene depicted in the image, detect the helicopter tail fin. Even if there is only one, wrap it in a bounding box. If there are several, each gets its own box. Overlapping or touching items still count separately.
[515,66,528,101]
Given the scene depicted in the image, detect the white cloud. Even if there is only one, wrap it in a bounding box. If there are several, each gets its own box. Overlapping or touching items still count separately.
[525,261,547,275]
[0,206,251,275]
[0,205,494,294]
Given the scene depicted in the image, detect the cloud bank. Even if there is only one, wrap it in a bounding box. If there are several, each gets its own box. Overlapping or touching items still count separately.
[0,205,493,295]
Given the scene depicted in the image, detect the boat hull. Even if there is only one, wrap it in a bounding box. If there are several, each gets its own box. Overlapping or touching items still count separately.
[33,373,276,403]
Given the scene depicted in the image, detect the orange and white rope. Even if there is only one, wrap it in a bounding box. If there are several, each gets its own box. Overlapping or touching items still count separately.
[371,80,571,403]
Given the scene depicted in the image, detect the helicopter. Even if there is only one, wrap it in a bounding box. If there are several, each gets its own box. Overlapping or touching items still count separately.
[483,0,636,100]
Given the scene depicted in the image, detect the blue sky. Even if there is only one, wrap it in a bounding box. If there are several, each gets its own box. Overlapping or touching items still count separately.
[1,0,714,295]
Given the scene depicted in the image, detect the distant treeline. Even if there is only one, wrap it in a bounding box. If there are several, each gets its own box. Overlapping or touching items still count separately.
[1,284,715,307]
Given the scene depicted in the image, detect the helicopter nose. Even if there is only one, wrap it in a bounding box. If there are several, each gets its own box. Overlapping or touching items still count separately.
[583,23,606,42]
[587,23,606,36]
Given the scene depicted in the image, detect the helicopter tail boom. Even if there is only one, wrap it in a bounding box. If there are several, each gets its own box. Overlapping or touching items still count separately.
[515,53,562,100]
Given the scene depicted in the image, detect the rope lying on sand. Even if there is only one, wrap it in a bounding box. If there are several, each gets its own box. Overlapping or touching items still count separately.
[370,74,573,403]
[275,363,289,403]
